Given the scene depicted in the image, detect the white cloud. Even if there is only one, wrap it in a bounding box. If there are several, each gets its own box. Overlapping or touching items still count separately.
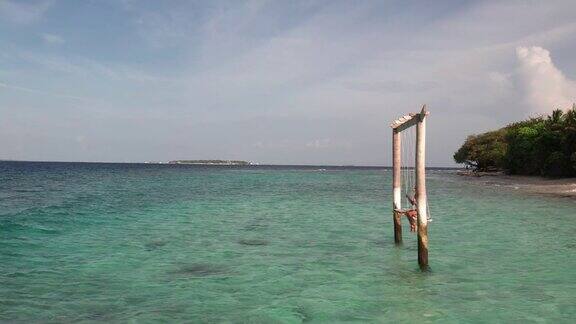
[0,81,85,101]
[306,138,331,149]
[13,49,164,83]
[0,0,52,25]
[516,46,576,114]
[3,1,576,165]
[41,33,64,45]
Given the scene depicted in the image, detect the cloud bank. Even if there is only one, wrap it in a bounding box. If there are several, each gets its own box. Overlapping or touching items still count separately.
[516,46,576,114]
[2,1,576,165]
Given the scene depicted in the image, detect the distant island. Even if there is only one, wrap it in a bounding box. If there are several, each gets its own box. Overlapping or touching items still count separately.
[168,160,252,165]
[454,104,576,177]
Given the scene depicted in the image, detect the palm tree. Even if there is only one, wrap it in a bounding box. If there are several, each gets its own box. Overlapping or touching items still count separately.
[548,109,564,124]
[564,105,576,129]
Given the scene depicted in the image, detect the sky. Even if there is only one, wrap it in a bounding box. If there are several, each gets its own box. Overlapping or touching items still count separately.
[1,0,576,166]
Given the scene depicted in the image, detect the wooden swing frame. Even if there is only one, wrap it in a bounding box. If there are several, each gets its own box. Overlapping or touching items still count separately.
[391,105,430,270]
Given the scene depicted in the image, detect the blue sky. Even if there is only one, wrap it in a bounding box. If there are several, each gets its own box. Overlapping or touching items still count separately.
[1,0,576,165]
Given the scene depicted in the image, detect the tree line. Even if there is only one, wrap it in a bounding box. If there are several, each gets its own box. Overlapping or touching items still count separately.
[454,105,576,177]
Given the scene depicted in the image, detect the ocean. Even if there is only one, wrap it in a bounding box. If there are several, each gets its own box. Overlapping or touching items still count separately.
[1,161,574,322]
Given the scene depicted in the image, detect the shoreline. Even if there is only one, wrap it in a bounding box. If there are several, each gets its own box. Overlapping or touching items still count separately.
[458,171,576,200]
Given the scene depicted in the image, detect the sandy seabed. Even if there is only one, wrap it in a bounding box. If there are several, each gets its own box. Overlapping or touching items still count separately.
[459,171,576,199]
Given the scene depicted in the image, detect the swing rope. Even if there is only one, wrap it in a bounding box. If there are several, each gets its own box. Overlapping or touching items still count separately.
[401,127,416,210]
[400,127,432,222]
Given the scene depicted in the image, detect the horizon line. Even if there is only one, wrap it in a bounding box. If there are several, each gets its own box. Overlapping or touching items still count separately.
[0,159,460,169]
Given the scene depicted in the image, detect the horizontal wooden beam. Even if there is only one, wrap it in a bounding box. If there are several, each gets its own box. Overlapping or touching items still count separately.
[390,105,429,132]
[390,113,418,131]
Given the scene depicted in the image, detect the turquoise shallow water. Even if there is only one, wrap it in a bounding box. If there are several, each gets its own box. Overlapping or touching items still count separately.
[1,162,575,322]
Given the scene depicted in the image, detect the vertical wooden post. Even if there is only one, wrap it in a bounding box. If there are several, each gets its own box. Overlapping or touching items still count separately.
[392,129,402,244]
[415,105,429,270]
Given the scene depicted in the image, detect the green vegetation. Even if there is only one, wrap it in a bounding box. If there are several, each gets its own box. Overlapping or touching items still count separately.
[453,129,507,172]
[169,160,250,165]
[454,105,576,177]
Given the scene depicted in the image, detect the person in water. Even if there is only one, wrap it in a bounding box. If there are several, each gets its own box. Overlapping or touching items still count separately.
[404,190,418,232]
[405,209,418,232]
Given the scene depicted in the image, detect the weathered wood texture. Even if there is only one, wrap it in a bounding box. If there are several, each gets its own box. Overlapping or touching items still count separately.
[392,129,402,244]
[415,105,429,270]
[390,113,417,132]
[393,210,402,245]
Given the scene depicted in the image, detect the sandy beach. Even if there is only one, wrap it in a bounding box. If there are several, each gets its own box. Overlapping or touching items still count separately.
[459,171,576,199]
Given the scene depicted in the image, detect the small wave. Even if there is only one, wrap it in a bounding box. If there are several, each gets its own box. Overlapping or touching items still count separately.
[1,221,61,235]
[171,263,229,277]
[238,238,269,246]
